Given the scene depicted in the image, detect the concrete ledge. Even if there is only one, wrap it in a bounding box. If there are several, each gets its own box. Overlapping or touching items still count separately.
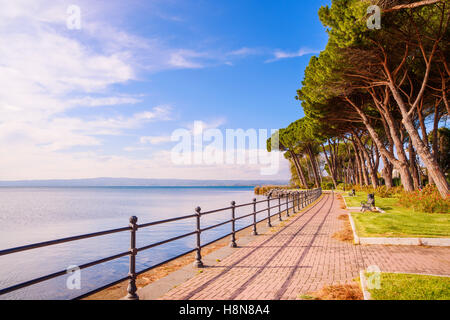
[347,212,360,245]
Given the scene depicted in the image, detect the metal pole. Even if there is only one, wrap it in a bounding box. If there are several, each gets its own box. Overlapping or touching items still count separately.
[267,196,272,227]
[285,193,289,217]
[301,191,303,207]
[278,195,282,221]
[230,201,237,247]
[252,198,258,235]
[293,192,296,214]
[278,196,281,219]
[193,207,204,267]
[127,216,139,300]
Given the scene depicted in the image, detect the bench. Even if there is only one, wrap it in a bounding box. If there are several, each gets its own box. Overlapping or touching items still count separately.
[361,194,375,212]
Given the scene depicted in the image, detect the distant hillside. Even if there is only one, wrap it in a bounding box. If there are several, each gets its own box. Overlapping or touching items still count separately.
[0,177,289,187]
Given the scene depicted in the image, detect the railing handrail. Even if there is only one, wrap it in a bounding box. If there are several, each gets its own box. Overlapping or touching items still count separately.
[0,187,322,300]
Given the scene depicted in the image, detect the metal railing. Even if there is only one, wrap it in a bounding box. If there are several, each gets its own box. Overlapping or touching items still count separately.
[0,188,322,300]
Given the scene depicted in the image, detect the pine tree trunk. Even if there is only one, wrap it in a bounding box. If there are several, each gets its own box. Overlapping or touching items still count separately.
[347,98,415,191]
[306,146,320,188]
[291,152,307,188]
[321,144,338,188]
[408,142,420,189]
[388,83,449,197]
[382,155,394,188]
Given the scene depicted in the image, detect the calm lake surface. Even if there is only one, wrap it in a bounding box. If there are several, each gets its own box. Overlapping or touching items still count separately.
[0,186,267,299]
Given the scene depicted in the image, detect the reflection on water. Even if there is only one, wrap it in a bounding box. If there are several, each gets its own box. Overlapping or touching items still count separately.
[0,187,268,299]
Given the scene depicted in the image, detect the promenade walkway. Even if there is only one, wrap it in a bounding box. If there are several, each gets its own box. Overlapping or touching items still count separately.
[159,193,450,300]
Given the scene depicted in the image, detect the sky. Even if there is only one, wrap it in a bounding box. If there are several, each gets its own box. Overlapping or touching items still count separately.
[0,0,331,181]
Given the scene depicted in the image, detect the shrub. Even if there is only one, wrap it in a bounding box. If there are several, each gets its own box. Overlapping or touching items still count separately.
[254,185,290,195]
[336,183,352,191]
[341,184,403,198]
[321,181,334,190]
[398,184,450,213]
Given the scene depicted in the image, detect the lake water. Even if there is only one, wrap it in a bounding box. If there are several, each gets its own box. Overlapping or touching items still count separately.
[0,186,268,300]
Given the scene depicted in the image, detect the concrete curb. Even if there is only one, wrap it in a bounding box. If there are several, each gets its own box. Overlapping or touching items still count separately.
[359,270,371,300]
[347,212,360,245]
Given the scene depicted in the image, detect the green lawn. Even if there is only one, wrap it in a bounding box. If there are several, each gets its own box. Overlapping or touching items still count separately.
[366,272,450,300]
[342,192,450,238]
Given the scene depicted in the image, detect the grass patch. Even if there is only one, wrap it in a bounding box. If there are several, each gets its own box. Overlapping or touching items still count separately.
[332,214,354,243]
[344,192,450,238]
[367,273,450,300]
[299,282,363,300]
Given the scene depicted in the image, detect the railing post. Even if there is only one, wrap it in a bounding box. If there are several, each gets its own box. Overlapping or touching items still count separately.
[302,191,305,208]
[285,193,289,217]
[127,216,139,300]
[252,198,258,236]
[297,192,300,211]
[293,192,296,214]
[194,207,204,267]
[267,195,272,227]
[278,196,281,219]
[230,201,237,248]
[278,195,282,221]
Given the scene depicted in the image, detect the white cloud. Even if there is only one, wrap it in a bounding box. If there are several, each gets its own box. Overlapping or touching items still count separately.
[0,146,290,181]
[0,1,292,180]
[0,2,174,159]
[228,47,262,56]
[168,50,206,69]
[140,136,173,145]
[186,118,227,135]
[68,96,142,107]
[0,105,173,152]
[265,48,318,63]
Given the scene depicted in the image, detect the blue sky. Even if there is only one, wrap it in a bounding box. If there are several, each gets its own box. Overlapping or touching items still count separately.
[0,0,331,180]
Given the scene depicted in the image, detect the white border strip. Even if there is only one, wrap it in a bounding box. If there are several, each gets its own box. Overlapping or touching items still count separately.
[347,212,360,245]
[359,270,372,300]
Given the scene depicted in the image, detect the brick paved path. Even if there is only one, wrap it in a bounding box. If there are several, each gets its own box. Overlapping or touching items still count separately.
[161,193,450,300]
